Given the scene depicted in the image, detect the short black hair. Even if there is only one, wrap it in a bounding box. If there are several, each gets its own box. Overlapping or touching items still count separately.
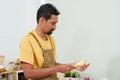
[36,3,60,23]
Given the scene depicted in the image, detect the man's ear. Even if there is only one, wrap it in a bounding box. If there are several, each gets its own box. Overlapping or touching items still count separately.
[39,17,46,23]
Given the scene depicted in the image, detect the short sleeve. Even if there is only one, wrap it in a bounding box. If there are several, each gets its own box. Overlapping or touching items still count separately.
[19,38,34,65]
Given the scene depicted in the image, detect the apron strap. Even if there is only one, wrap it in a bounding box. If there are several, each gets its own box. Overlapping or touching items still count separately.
[30,32,53,51]
[30,32,54,57]
[30,32,43,68]
[30,32,43,49]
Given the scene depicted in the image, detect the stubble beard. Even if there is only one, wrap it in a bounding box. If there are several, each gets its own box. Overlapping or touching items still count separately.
[46,29,54,35]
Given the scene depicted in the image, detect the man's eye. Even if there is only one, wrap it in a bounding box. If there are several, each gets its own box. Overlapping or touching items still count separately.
[52,23,56,25]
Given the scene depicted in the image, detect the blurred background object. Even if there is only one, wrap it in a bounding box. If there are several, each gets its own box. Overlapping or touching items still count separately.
[0,55,6,72]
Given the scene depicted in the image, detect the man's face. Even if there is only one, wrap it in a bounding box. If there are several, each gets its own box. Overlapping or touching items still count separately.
[43,15,58,35]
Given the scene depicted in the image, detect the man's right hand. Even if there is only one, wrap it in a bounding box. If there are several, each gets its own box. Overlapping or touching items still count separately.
[55,64,75,73]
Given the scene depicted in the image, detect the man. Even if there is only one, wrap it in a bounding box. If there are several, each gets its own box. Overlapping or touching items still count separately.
[20,3,89,80]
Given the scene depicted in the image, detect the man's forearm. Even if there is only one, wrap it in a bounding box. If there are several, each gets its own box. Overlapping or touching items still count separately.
[24,66,59,79]
[55,62,62,65]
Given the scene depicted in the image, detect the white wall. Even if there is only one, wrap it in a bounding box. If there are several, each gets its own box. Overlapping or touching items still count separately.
[46,0,120,80]
[0,0,39,64]
[0,0,120,80]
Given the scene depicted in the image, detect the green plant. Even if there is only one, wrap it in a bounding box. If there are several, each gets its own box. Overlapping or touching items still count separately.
[64,71,80,78]
[71,71,77,78]
[64,71,71,77]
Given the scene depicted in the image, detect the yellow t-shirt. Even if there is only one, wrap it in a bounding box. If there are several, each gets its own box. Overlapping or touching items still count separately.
[19,29,56,69]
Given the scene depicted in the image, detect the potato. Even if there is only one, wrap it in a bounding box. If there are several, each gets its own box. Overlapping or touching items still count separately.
[74,60,86,67]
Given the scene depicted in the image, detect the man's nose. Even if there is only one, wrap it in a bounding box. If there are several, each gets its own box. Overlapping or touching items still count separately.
[53,25,56,30]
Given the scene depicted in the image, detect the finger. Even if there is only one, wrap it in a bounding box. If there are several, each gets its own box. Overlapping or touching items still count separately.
[68,64,75,69]
[79,67,84,72]
[85,63,90,68]
[81,66,85,71]
[65,65,74,71]
[83,64,87,69]
[76,66,83,72]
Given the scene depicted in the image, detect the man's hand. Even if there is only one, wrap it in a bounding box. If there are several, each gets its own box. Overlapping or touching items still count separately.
[74,60,90,72]
[55,64,75,73]
[75,63,89,71]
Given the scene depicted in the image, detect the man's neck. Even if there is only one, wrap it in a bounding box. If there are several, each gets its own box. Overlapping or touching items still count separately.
[36,27,47,41]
